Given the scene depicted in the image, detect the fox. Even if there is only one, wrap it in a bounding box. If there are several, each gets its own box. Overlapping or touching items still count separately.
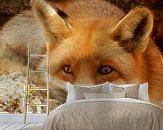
[0,0,163,106]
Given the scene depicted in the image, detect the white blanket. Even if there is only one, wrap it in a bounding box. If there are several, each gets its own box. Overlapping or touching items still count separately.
[43,98,163,130]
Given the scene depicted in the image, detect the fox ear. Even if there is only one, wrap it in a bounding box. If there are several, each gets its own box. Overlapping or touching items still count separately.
[111,7,153,52]
[31,0,70,43]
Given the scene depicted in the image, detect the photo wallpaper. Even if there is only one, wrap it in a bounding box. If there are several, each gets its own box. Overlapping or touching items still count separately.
[0,0,162,113]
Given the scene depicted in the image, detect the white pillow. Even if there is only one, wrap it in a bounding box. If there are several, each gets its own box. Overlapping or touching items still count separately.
[109,83,140,99]
[138,83,149,102]
[109,82,149,102]
[66,82,76,103]
[84,92,125,99]
[66,82,149,102]
[66,82,109,103]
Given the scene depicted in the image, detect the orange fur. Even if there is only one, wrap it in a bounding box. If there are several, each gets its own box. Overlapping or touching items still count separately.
[34,0,163,105]
[0,0,163,105]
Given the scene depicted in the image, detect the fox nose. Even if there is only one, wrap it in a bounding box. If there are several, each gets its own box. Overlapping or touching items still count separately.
[74,77,95,85]
[74,63,96,85]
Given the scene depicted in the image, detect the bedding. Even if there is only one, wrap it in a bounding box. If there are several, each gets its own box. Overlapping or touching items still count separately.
[43,98,163,130]
[109,82,149,101]
[109,83,139,99]
[66,82,149,103]
[84,92,125,99]
[66,82,108,102]
[138,83,149,102]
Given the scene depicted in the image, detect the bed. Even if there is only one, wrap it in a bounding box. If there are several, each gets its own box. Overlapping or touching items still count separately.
[43,98,163,130]
[41,82,163,130]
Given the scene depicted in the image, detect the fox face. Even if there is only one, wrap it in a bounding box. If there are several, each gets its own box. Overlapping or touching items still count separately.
[29,0,163,105]
[32,0,154,87]
[49,20,143,85]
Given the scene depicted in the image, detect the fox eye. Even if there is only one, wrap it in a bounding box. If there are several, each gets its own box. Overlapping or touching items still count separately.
[63,65,73,74]
[98,66,113,75]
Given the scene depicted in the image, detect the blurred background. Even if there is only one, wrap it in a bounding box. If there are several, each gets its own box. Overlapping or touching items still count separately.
[0,0,162,53]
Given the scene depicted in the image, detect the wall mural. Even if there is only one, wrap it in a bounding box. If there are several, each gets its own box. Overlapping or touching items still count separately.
[0,0,162,113]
